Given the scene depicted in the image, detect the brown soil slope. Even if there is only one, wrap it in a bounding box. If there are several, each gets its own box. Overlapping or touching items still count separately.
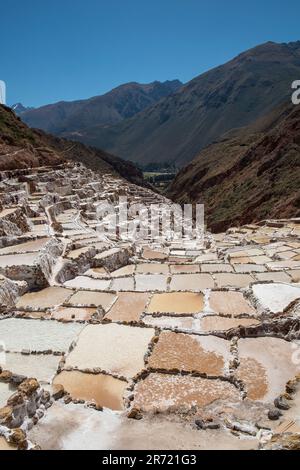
[167,103,300,232]
[0,105,145,186]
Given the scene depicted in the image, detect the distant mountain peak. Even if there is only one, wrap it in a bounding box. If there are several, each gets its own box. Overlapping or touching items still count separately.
[12,103,34,115]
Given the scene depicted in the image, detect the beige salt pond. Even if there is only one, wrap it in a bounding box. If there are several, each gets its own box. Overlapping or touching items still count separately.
[53,371,127,410]
[142,315,195,330]
[0,238,50,255]
[111,265,135,277]
[52,307,97,322]
[16,287,73,310]
[65,323,155,378]
[135,275,168,292]
[105,292,149,322]
[200,316,260,332]
[170,265,200,274]
[209,291,256,317]
[110,277,135,291]
[147,292,204,314]
[170,274,214,291]
[68,291,116,311]
[0,252,37,267]
[136,263,170,274]
[214,273,254,288]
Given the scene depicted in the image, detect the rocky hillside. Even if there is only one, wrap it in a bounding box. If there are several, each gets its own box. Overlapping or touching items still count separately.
[64,41,300,167]
[0,104,146,186]
[167,102,300,232]
[19,80,182,135]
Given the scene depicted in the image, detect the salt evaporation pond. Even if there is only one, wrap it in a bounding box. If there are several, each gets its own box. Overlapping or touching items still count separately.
[0,318,84,353]
[0,352,61,383]
[53,371,127,410]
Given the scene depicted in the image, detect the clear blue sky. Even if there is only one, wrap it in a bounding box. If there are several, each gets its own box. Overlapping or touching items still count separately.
[1,0,300,107]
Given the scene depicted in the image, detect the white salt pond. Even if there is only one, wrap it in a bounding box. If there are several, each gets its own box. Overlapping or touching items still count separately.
[237,337,300,402]
[0,381,16,407]
[0,318,84,353]
[64,276,111,291]
[252,283,300,313]
[0,352,61,383]
[0,252,37,267]
[28,402,258,450]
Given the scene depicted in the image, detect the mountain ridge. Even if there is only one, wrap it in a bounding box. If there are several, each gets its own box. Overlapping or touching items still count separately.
[19,80,183,135]
[54,40,300,167]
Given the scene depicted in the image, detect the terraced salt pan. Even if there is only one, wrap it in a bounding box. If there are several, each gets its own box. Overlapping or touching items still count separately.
[142,248,168,261]
[255,272,292,283]
[142,315,195,330]
[111,265,135,277]
[135,275,168,292]
[233,264,267,273]
[0,352,60,383]
[0,238,50,255]
[16,287,73,310]
[0,318,83,353]
[170,274,214,291]
[236,337,299,402]
[214,273,254,288]
[68,291,116,311]
[209,291,256,317]
[200,264,233,273]
[147,292,204,314]
[148,331,231,376]
[83,267,109,278]
[105,292,149,322]
[133,373,241,412]
[110,277,135,291]
[0,381,16,407]
[200,316,260,332]
[136,264,170,274]
[65,323,155,378]
[252,283,300,313]
[170,265,200,274]
[66,247,93,260]
[28,402,256,450]
[64,276,111,291]
[53,371,127,410]
[52,307,97,322]
[0,252,37,267]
